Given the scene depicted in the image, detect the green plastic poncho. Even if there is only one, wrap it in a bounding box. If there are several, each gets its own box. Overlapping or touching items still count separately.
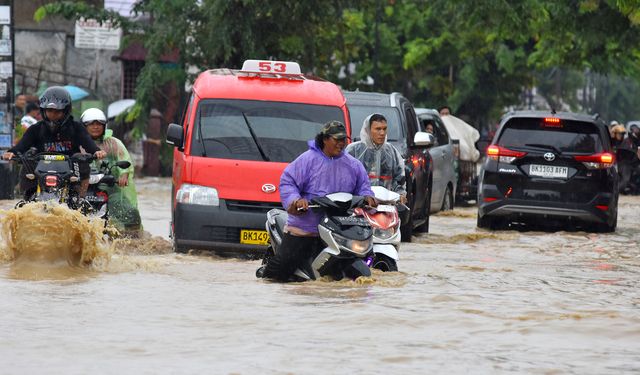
[92,129,142,234]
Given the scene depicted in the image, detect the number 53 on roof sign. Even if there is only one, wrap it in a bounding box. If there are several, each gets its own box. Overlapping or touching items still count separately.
[241,60,302,75]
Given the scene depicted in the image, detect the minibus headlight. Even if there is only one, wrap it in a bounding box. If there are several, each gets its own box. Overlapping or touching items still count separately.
[176,184,220,206]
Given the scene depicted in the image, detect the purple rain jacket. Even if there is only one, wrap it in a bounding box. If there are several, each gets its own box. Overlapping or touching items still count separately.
[280,140,374,234]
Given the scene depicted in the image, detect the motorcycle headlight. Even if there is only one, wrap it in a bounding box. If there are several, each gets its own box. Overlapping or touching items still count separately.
[89,173,105,185]
[333,233,372,256]
[373,227,395,240]
[176,184,220,206]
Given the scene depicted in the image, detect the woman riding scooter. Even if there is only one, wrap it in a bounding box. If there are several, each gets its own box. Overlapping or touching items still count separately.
[80,108,142,236]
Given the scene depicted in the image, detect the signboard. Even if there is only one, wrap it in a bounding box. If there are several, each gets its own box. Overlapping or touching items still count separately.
[0,6,9,25]
[74,18,122,50]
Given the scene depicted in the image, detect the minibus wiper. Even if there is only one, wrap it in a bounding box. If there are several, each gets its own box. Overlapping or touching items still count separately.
[241,112,270,162]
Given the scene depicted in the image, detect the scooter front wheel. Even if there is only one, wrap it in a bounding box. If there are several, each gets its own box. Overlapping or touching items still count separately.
[372,254,398,272]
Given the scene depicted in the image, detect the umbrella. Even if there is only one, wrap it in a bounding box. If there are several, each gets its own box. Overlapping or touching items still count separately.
[63,85,90,101]
[107,99,136,119]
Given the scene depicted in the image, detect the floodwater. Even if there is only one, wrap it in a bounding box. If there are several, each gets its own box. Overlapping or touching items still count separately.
[1,177,639,374]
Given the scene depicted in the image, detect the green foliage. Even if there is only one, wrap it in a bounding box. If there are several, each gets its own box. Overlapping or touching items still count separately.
[36,0,640,131]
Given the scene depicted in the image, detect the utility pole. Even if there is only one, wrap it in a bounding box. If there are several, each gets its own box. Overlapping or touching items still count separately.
[0,0,14,199]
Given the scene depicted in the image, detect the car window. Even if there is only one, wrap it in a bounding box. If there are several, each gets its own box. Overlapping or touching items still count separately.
[434,117,449,145]
[192,99,344,162]
[498,118,604,154]
[348,106,402,142]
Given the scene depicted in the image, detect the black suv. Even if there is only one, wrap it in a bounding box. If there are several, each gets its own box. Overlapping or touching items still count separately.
[344,91,434,241]
[477,111,618,232]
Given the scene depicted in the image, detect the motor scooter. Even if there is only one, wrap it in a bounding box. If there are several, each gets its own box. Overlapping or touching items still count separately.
[355,185,403,272]
[258,192,374,281]
[85,160,132,223]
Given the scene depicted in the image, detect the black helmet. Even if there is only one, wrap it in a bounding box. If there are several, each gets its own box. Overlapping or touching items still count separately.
[39,86,72,132]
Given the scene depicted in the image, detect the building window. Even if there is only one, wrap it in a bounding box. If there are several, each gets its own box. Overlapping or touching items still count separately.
[122,60,144,99]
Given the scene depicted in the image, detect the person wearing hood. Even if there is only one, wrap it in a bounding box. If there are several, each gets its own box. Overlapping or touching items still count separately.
[345,113,407,204]
[2,87,106,198]
[81,108,142,236]
[259,120,376,282]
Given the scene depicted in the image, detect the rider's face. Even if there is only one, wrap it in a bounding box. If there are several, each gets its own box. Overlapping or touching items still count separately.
[45,108,64,122]
[86,121,105,139]
[370,120,388,145]
[323,136,347,157]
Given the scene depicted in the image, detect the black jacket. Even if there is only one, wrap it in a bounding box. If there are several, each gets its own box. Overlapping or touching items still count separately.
[10,116,100,156]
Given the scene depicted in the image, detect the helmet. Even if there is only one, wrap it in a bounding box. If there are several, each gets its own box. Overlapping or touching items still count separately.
[611,124,626,135]
[39,86,72,133]
[610,120,619,126]
[80,108,107,126]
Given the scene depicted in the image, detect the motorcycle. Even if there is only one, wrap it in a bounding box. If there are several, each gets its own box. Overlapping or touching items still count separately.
[355,185,403,272]
[85,160,132,223]
[258,192,374,281]
[12,149,95,213]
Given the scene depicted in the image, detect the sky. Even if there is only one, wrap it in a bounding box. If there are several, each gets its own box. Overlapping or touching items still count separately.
[104,0,137,17]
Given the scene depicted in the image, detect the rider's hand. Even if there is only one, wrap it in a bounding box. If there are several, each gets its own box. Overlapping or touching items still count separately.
[118,174,129,187]
[2,152,14,160]
[288,198,309,215]
[400,194,408,205]
[94,150,107,159]
[365,195,378,208]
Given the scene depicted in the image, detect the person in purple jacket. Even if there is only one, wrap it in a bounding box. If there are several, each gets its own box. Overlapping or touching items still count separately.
[260,120,376,282]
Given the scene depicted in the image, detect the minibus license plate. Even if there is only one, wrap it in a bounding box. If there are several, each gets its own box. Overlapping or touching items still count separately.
[529,164,568,179]
[240,230,270,245]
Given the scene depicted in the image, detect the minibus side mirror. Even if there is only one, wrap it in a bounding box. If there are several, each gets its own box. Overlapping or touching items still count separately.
[166,123,184,149]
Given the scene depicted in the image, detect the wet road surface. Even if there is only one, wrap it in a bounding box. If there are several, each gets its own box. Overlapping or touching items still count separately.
[1,177,639,374]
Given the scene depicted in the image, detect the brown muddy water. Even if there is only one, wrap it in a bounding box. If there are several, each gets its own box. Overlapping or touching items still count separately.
[1,177,639,374]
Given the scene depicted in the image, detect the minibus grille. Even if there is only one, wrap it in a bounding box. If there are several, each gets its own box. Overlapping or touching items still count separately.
[226,200,282,213]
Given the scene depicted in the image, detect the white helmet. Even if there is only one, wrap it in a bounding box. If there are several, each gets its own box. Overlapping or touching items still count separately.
[80,108,107,126]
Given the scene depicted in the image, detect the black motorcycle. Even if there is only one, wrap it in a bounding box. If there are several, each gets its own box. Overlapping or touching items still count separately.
[12,150,95,213]
[258,192,374,281]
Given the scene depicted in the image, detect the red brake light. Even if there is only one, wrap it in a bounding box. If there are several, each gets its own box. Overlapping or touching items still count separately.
[544,117,560,124]
[45,176,58,187]
[486,145,527,158]
[573,153,615,163]
[573,152,615,169]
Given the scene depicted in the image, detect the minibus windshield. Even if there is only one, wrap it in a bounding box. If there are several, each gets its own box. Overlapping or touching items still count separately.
[192,100,345,162]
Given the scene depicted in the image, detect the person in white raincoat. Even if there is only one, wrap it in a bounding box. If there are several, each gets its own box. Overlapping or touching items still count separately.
[346,113,407,203]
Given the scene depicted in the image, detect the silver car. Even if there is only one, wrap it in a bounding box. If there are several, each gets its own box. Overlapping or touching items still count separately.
[415,108,457,212]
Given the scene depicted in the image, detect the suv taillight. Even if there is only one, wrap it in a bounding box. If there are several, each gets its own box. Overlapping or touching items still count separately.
[573,152,615,169]
[487,145,527,164]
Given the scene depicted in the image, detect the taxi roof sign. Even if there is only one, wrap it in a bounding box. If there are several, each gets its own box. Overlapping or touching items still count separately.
[241,60,302,75]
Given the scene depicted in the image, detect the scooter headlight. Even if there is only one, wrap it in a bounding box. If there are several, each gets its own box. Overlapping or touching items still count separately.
[333,233,372,256]
[89,173,105,185]
[373,227,395,240]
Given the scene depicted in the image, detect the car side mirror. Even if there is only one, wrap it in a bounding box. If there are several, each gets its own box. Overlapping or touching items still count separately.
[413,132,434,147]
[166,123,184,149]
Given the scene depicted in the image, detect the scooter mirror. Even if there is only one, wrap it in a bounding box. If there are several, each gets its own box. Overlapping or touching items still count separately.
[116,161,131,169]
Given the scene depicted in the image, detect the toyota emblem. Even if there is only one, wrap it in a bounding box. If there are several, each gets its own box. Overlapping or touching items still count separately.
[262,183,276,193]
[543,152,556,161]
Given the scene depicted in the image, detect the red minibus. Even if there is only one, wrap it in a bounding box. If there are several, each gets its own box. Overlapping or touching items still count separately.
[166,60,350,254]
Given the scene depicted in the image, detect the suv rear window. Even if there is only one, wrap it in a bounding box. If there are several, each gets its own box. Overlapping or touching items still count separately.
[498,118,604,154]
[192,100,344,162]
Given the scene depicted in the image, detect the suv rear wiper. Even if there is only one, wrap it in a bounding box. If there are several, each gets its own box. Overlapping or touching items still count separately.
[524,143,562,154]
[241,112,270,162]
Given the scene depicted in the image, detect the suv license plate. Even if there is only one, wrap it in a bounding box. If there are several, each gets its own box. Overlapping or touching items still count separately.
[529,164,568,179]
[240,230,270,245]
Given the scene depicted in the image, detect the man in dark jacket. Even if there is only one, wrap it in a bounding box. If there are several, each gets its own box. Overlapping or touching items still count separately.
[2,86,106,197]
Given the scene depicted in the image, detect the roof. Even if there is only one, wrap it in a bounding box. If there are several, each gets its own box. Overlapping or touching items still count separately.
[191,69,346,107]
[343,90,402,108]
[415,108,439,116]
